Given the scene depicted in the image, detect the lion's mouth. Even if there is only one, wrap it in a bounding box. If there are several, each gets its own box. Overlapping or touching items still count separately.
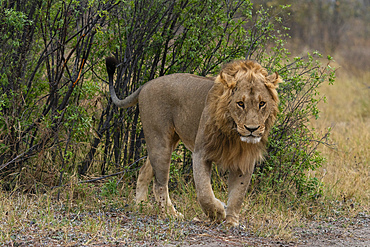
[233,123,262,144]
[239,134,261,144]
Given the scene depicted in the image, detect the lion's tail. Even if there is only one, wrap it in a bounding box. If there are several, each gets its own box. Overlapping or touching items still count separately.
[105,57,142,109]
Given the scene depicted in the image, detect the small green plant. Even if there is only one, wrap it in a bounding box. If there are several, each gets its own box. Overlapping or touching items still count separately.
[100,179,118,198]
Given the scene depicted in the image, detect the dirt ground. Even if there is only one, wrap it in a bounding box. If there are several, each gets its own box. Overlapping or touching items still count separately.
[5,210,369,246]
[168,213,370,247]
[171,214,370,247]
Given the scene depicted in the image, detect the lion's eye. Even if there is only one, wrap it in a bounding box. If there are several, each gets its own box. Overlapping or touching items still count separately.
[237,101,245,108]
[259,101,266,108]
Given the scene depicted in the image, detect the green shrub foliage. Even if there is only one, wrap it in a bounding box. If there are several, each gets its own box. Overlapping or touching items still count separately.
[0,0,334,198]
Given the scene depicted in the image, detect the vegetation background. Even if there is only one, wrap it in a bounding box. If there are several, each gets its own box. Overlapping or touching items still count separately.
[0,0,369,245]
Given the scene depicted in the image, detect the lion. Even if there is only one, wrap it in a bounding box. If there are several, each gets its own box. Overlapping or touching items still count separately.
[105,57,280,227]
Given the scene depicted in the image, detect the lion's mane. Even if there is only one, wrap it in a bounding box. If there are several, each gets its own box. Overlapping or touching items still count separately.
[203,60,280,174]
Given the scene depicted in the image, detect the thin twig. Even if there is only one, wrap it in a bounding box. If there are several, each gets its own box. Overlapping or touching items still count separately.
[80,156,147,184]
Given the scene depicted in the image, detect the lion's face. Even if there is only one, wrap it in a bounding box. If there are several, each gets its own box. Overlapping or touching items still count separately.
[228,76,275,143]
[211,60,280,144]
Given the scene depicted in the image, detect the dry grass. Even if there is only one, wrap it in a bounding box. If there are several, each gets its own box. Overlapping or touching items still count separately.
[310,71,370,208]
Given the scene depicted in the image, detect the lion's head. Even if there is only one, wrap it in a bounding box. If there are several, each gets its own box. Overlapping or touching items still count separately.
[204,60,281,172]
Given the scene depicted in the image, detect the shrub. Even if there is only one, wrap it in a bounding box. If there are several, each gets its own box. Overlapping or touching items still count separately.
[0,0,334,201]
[254,53,334,199]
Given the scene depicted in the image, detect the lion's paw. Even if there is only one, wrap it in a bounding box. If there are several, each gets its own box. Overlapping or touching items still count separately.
[207,201,226,223]
[225,215,239,228]
[174,211,184,219]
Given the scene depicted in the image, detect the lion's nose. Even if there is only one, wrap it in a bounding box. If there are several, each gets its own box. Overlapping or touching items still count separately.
[245,125,260,133]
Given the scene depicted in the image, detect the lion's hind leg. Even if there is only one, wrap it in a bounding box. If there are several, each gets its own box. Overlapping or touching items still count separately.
[146,136,183,218]
[135,158,154,204]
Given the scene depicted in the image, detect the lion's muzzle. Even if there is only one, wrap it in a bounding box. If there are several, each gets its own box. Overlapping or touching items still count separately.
[237,125,263,143]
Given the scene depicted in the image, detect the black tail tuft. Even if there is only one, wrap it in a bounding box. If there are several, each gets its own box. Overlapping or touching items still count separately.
[106,57,117,76]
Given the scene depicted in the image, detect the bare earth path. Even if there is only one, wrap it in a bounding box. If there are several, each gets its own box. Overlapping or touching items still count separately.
[6,210,369,246]
[169,214,370,247]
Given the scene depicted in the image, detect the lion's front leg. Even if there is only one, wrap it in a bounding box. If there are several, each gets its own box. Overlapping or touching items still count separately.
[225,166,254,227]
[193,153,226,222]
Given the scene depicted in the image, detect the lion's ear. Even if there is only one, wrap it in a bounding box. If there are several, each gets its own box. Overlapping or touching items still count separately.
[266,72,281,88]
[217,71,236,89]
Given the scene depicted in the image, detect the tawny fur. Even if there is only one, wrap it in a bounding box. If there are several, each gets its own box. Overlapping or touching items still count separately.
[106,58,281,227]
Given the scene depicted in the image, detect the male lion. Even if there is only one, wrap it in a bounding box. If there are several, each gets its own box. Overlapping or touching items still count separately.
[106,57,280,227]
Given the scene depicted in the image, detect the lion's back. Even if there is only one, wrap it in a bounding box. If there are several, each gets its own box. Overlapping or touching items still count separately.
[141,73,213,100]
[138,73,214,151]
